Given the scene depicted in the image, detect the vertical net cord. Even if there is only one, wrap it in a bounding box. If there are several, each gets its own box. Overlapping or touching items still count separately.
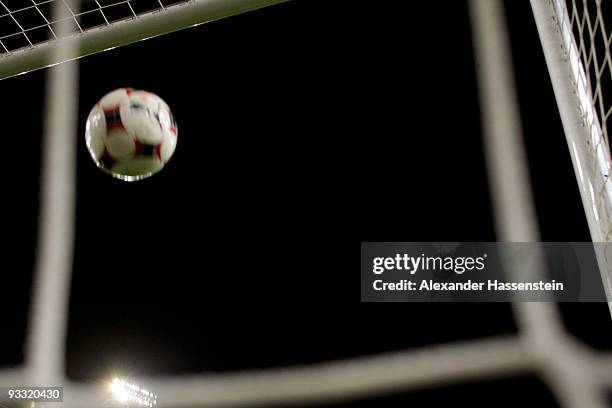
[469,0,607,407]
[26,0,81,385]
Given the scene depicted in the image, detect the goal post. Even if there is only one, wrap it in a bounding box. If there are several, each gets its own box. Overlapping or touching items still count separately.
[4,1,612,407]
[531,0,612,310]
[0,0,288,81]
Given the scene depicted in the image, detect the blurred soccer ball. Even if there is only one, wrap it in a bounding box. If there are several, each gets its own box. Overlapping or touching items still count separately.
[85,87,178,181]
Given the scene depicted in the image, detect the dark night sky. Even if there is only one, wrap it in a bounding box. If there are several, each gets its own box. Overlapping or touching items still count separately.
[1,1,612,406]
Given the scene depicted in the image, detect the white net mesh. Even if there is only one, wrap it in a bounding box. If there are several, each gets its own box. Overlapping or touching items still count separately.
[1,0,612,407]
[0,0,191,54]
[559,0,612,235]
[565,0,612,150]
[0,0,284,80]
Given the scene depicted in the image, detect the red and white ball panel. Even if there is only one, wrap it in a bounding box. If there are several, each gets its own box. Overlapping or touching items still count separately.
[105,129,136,160]
[111,157,164,178]
[119,92,165,145]
[160,135,177,163]
[99,88,130,110]
[85,105,106,160]
[85,87,178,181]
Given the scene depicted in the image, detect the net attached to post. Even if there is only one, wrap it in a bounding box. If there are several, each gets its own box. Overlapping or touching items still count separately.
[532,0,612,307]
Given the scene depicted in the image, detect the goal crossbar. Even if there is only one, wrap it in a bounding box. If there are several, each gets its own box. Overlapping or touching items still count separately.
[0,0,288,81]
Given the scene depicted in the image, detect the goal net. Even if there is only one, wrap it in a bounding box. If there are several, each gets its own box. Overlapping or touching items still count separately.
[0,0,190,54]
[1,0,612,407]
[0,0,285,80]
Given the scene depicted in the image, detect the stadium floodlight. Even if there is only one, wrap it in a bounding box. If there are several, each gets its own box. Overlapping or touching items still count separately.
[110,378,158,407]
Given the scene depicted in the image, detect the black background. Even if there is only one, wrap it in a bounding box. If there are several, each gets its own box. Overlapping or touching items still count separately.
[1,1,611,406]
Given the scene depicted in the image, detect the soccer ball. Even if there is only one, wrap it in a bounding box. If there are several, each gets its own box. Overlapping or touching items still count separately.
[85,87,178,181]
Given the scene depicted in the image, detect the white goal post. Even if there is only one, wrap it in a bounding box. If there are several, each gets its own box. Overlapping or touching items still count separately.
[531,0,612,310]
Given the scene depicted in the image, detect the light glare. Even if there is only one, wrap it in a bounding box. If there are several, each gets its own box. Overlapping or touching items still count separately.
[110,377,158,407]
